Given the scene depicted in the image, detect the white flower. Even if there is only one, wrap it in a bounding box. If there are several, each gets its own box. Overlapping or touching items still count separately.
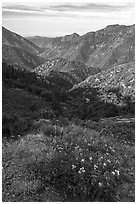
[115,170,120,176]
[107,159,111,163]
[98,182,103,187]
[89,157,92,161]
[94,165,98,169]
[81,159,85,162]
[78,167,85,173]
[72,164,76,169]
[103,163,107,166]
[112,171,115,175]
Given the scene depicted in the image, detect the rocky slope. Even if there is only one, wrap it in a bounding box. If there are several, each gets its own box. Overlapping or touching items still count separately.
[71,61,135,107]
[33,57,100,84]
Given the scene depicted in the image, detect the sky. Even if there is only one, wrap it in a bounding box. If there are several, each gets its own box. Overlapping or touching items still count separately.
[2,0,135,37]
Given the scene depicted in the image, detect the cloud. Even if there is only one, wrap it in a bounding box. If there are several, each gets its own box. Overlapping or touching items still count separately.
[2,1,134,37]
[2,2,134,18]
[49,2,134,12]
[2,1,134,34]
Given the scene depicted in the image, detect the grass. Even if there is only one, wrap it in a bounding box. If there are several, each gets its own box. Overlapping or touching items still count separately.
[2,82,135,202]
[2,119,135,202]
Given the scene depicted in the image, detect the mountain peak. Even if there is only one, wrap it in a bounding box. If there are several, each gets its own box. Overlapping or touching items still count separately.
[72,32,80,36]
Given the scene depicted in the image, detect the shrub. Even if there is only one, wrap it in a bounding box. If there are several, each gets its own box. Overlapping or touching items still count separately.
[12,118,33,136]
[2,114,16,140]
[48,124,123,201]
[41,124,63,137]
[2,135,63,202]
[3,124,125,202]
[41,91,54,101]
[29,104,38,112]
[3,117,34,141]
[40,109,55,120]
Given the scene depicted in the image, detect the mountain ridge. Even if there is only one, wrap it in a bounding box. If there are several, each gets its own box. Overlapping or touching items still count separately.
[2,24,135,90]
[2,26,44,70]
[27,24,135,69]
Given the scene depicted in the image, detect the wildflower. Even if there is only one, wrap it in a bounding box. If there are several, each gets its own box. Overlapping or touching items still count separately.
[115,170,120,176]
[94,165,98,169]
[78,167,85,173]
[72,164,76,169]
[98,156,103,161]
[107,159,111,163]
[98,182,103,187]
[81,159,85,162]
[103,163,107,166]
[89,156,92,161]
[112,171,115,175]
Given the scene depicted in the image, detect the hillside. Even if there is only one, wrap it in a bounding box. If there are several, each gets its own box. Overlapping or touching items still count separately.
[2,63,135,202]
[2,24,135,202]
[2,24,134,80]
[27,24,135,70]
[72,61,135,104]
[84,24,135,69]
[2,27,44,70]
[27,32,80,48]
[33,58,100,84]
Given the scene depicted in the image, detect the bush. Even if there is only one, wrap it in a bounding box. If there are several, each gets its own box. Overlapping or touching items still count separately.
[2,114,16,140]
[2,116,33,141]
[12,117,33,136]
[39,109,55,120]
[48,125,123,201]
[2,135,64,202]
[41,91,54,101]
[3,124,125,202]
[41,124,63,137]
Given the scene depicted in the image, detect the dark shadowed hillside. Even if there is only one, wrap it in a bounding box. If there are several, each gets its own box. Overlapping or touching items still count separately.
[2,27,44,70]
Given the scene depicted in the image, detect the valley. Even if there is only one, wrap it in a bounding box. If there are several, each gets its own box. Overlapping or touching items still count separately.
[2,24,135,202]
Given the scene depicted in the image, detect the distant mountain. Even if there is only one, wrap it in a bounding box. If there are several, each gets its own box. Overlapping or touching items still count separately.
[2,24,135,122]
[27,32,80,48]
[84,24,135,69]
[2,24,135,96]
[2,27,44,70]
[27,24,135,70]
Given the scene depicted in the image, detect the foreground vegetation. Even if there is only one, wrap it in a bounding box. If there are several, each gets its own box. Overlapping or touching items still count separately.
[2,63,135,201]
[2,120,135,202]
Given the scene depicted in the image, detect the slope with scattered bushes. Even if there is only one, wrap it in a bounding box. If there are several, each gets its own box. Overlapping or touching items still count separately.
[3,121,135,202]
